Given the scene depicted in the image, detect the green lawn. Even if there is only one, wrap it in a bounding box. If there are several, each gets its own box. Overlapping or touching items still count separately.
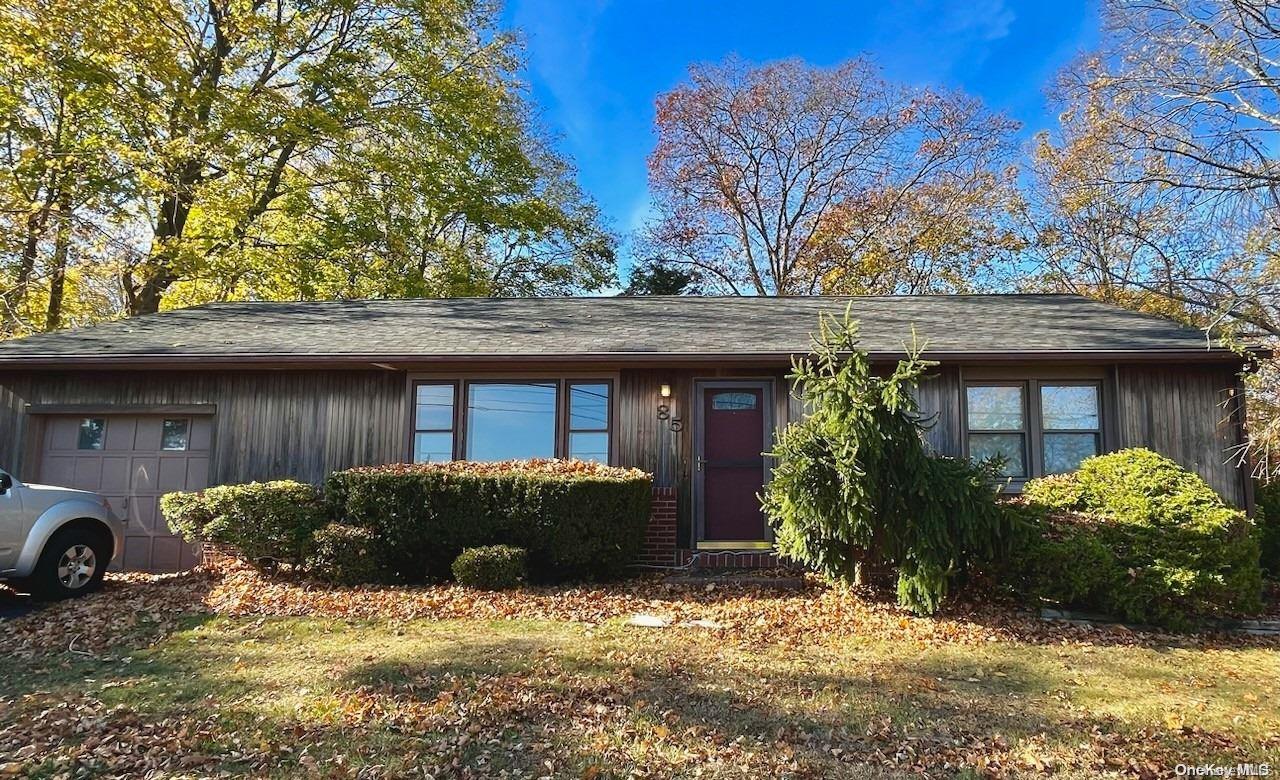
[3,603,1278,778]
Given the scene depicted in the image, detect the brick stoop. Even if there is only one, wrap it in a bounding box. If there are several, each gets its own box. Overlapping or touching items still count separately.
[639,487,678,567]
[638,486,798,570]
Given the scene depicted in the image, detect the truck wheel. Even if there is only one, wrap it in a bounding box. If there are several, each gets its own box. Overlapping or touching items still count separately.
[28,526,110,600]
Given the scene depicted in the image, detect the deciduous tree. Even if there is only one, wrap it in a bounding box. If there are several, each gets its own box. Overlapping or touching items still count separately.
[644,57,1019,295]
[1041,0,1280,477]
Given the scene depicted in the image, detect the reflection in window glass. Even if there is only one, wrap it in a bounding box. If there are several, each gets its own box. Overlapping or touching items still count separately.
[711,392,757,411]
[161,419,189,451]
[78,418,105,450]
[569,384,609,431]
[1041,386,1099,430]
[414,432,454,463]
[968,433,1026,477]
[1041,384,1101,473]
[467,383,557,461]
[415,384,455,431]
[569,431,609,463]
[568,383,609,463]
[1044,433,1098,474]
[966,386,1024,430]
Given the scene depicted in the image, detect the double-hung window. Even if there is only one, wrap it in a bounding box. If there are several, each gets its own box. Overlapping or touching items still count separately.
[965,384,1028,477]
[411,379,611,464]
[566,382,610,462]
[965,380,1102,480]
[1039,384,1101,474]
[413,383,457,463]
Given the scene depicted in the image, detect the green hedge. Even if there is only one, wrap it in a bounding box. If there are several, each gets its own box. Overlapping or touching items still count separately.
[307,523,385,586]
[1014,449,1263,629]
[452,545,528,590]
[1256,480,1280,578]
[161,481,328,568]
[325,460,652,583]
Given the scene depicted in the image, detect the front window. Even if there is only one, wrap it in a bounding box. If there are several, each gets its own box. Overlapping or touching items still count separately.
[413,379,612,464]
[1041,384,1100,474]
[966,380,1103,479]
[466,382,559,461]
[966,385,1027,477]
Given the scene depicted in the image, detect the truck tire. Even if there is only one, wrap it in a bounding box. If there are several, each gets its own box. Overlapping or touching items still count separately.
[28,525,110,600]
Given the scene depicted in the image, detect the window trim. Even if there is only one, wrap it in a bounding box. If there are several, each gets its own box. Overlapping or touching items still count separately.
[962,378,1105,482]
[409,376,614,464]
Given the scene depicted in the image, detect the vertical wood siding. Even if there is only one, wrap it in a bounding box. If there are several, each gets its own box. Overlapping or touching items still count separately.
[1115,364,1246,506]
[0,360,1248,514]
[0,370,407,485]
[915,366,962,456]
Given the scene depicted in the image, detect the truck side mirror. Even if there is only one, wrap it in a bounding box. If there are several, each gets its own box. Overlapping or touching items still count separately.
[0,473,12,494]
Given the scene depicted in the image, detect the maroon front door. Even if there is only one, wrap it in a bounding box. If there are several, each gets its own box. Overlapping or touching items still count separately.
[697,385,769,543]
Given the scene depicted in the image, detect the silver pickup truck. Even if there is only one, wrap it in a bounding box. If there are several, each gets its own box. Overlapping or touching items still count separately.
[0,468,124,599]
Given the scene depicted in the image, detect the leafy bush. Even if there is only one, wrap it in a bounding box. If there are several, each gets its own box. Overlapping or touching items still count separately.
[162,481,328,568]
[325,459,652,583]
[1256,480,1280,578]
[307,523,385,585]
[452,545,528,589]
[1016,449,1263,629]
[763,309,1018,615]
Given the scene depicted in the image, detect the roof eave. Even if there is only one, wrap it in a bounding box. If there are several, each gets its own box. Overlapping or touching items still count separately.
[0,347,1258,371]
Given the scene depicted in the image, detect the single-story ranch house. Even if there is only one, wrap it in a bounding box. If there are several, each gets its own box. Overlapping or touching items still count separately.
[0,294,1258,572]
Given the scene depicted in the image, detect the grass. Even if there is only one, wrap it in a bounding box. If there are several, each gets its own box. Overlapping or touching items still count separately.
[3,611,1278,778]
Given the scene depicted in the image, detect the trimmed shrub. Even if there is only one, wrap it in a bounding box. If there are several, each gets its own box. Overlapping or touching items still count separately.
[763,309,1020,615]
[325,459,652,583]
[1256,480,1280,578]
[307,523,385,585]
[1015,449,1263,629]
[452,545,528,589]
[162,481,328,568]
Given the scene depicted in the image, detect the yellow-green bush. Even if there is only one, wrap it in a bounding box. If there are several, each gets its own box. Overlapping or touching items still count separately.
[1015,449,1262,629]
[162,481,328,568]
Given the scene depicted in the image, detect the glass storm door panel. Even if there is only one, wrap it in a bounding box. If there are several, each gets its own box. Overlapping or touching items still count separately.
[700,387,767,541]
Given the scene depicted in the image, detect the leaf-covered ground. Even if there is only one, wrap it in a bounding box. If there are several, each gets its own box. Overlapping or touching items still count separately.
[1,565,1277,778]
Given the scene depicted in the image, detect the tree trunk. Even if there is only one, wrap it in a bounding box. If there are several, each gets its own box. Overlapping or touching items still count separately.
[127,180,195,315]
[9,197,55,327]
[44,187,73,331]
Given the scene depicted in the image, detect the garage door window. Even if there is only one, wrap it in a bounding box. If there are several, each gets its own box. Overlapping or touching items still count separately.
[77,418,105,450]
[161,419,190,451]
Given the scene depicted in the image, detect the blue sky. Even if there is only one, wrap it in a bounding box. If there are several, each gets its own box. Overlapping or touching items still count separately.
[501,0,1102,282]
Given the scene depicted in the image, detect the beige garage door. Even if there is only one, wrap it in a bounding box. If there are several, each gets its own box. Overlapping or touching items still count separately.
[38,414,212,572]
